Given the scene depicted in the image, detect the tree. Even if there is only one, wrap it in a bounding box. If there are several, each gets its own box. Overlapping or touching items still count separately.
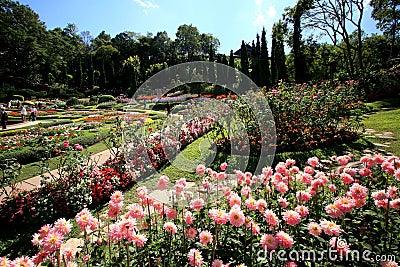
[271,20,287,84]
[145,62,167,79]
[123,55,140,97]
[259,28,271,87]
[151,31,172,64]
[92,31,112,50]
[200,33,220,57]
[370,0,400,58]
[94,45,119,89]
[0,0,47,86]
[240,41,250,76]
[288,0,312,83]
[304,0,366,77]
[229,50,235,68]
[175,24,201,61]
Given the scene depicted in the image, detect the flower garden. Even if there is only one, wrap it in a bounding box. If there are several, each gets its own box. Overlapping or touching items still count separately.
[0,77,399,267]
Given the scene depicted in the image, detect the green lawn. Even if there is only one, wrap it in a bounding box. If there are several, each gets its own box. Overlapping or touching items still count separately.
[362,97,400,156]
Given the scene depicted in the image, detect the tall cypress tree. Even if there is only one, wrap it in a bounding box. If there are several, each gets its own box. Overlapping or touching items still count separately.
[240,40,249,76]
[209,44,215,82]
[253,34,261,86]
[259,28,271,88]
[271,29,277,85]
[250,40,258,84]
[271,21,287,85]
[276,22,287,83]
[229,50,235,68]
[291,0,311,83]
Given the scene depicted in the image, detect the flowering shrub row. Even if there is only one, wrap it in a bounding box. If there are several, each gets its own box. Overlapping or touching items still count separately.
[2,153,399,266]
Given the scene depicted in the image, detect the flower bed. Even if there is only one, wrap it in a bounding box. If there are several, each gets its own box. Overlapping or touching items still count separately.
[2,153,399,266]
[0,118,215,225]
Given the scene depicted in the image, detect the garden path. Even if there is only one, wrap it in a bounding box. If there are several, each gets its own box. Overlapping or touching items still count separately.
[0,120,41,131]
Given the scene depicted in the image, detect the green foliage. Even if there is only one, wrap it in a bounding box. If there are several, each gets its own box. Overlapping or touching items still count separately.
[370,0,400,57]
[145,62,167,79]
[5,147,46,165]
[271,21,288,85]
[0,158,21,199]
[69,133,102,148]
[357,64,400,100]
[260,27,271,87]
[66,97,79,106]
[98,95,116,103]
[12,95,24,101]
[96,101,116,109]
[240,41,249,76]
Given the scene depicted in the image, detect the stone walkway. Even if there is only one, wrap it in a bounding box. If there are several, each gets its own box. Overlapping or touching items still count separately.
[0,120,42,131]
[363,128,395,155]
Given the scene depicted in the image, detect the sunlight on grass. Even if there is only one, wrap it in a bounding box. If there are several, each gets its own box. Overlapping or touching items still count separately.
[362,107,400,156]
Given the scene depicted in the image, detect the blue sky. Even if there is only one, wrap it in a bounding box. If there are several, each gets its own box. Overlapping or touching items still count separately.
[18,0,380,54]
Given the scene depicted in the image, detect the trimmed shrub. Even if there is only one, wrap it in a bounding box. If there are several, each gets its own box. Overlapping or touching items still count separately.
[69,134,102,148]
[4,148,46,165]
[97,101,115,109]
[98,95,115,104]
[12,95,24,101]
[66,97,78,106]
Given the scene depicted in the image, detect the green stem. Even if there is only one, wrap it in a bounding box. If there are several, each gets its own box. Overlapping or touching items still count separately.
[212,224,218,262]
[168,234,173,266]
[147,199,152,241]
[125,242,130,267]
[250,222,253,267]
[182,208,186,257]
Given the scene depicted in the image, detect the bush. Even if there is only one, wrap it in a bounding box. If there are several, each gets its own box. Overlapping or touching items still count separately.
[66,97,78,106]
[98,95,115,103]
[357,64,400,101]
[97,101,115,109]
[71,104,85,109]
[4,148,46,165]
[19,89,46,100]
[12,95,24,101]
[69,133,102,148]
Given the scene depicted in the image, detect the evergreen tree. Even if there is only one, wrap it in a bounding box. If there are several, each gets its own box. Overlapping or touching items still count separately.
[271,21,287,84]
[240,41,250,76]
[259,28,271,87]
[291,0,311,83]
[271,31,277,85]
[209,44,215,82]
[250,40,258,84]
[209,44,215,62]
[229,50,235,68]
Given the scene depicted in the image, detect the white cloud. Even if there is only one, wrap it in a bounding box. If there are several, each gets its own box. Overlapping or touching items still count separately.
[363,0,371,8]
[266,5,276,18]
[253,11,267,26]
[253,2,275,27]
[133,0,159,9]
[254,0,263,6]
